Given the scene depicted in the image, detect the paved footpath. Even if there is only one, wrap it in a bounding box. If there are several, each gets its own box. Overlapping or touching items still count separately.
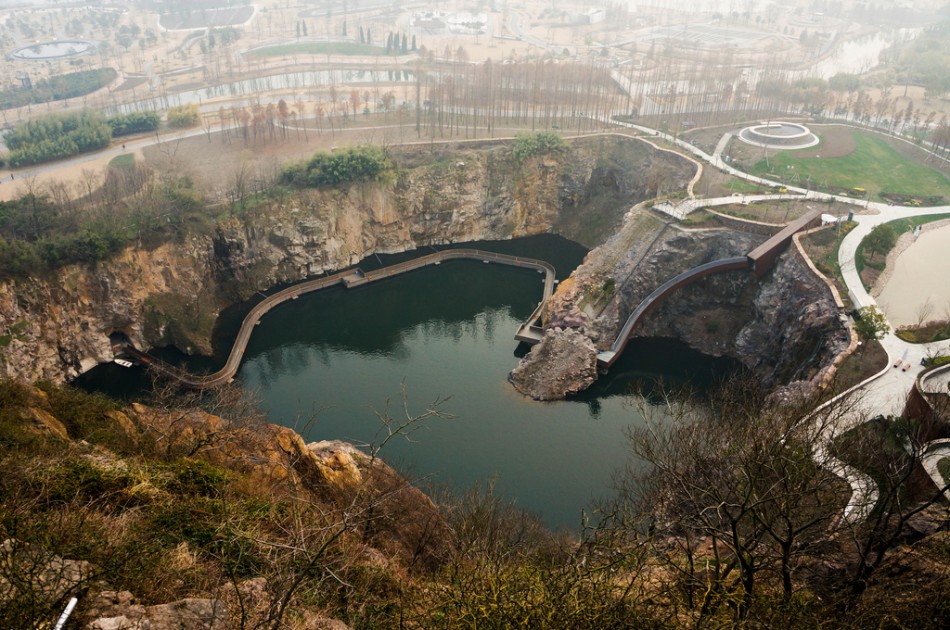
[606,116,950,514]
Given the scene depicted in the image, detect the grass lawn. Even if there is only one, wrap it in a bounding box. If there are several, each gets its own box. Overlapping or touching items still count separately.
[750,132,950,200]
[249,42,394,57]
[722,177,772,194]
[108,153,135,169]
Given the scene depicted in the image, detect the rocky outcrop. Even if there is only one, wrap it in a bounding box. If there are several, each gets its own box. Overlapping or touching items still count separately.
[509,328,599,400]
[513,208,850,399]
[84,591,227,630]
[0,136,693,383]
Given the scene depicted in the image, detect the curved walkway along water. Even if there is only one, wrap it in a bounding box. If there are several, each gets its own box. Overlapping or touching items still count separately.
[127,249,555,388]
[21,106,950,514]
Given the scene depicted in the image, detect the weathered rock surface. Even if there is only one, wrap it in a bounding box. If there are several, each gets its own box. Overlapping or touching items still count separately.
[0,136,691,383]
[514,208,850,399]
[509,328,599,400]
[84,591,226,630]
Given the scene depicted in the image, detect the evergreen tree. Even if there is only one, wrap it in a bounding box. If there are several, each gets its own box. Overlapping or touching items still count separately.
[401,33,408,53]
[366,28,371,44]
[360,25,365,44]
[411,35,416,51]
[303,21,307,36]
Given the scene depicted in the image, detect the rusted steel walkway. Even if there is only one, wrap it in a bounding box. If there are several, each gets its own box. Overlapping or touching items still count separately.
[128,249,556,389]
[597,208,821,369]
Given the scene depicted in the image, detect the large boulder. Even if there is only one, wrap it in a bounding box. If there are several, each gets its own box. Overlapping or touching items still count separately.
[509,328,599,400]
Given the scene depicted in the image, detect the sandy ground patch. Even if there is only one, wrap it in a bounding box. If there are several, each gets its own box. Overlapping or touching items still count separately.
[791,125,857,159]
[876,220,950,327]
[0,150,144,202]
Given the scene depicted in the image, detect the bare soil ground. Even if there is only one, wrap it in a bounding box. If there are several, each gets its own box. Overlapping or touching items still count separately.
[876,221,950,328]
[791,125,857,159]
[830,339,888,397]
[714,200,814,224]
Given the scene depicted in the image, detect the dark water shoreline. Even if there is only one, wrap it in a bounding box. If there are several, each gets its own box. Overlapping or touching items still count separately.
[77,235,742,529]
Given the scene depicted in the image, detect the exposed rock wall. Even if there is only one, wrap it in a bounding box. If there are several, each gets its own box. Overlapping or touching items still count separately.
[0,136,693,382]
[512,208,850,400]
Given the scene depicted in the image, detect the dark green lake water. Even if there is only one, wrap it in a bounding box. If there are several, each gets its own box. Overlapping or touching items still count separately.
[78,235,739,530]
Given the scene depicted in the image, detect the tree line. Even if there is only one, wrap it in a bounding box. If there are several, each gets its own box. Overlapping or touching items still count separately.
[5,110,160,167]
[0,68,117,111]
[0,167,206,279]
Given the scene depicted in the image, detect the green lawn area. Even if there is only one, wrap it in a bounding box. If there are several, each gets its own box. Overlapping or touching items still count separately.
[722,178,772,194]
[750,132,950,200]
[108,153,135,169]
[248,42,393,57]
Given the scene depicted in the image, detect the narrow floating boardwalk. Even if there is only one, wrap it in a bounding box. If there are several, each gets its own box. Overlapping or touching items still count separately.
[127,248,556,389]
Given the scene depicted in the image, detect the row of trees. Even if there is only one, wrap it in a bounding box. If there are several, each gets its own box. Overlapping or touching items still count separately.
[384,30,416,55]
[5,110,161,167]
[5,111,112,168]
[0,68,117,111]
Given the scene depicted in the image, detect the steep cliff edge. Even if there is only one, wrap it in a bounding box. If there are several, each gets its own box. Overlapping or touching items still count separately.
[510,209,850,400]
[0,135,692,382]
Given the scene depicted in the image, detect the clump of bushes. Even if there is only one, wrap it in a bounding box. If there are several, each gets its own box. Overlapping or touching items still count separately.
[0,68,117,110]
[167,103,200,129]
[5,111,111,167]
[281,145,392,187]
[511,131,568,162]
[107,111,160,136]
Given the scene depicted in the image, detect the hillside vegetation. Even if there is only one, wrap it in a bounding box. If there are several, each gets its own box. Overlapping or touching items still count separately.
[1,377,947,629]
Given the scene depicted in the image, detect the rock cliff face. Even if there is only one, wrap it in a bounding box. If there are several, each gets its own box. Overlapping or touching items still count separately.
[0,136,692,382]
[511,209,850,400]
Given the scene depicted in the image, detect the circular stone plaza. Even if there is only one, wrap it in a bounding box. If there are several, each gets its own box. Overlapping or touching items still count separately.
[737,122,819,150]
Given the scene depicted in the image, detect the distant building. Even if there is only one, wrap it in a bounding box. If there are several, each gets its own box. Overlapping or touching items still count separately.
[572,8,607,25]
[587,9,607,24]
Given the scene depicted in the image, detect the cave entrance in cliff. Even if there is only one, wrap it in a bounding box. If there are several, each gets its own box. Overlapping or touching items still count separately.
[109,332,133,356]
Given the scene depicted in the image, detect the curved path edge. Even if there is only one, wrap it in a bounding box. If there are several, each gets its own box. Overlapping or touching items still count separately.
[126,248,556,388]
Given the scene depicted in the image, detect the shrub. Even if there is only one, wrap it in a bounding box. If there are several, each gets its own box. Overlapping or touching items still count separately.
[282,146,392,187]
[512,131,568,162]
[107,111,160,136]
[854,305,890,341]
[167,103,200,129]
[166,459,228,498]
